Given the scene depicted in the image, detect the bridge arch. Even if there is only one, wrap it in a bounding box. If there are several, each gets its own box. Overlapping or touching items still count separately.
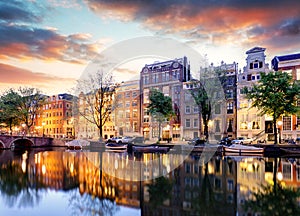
[10,138,34,149]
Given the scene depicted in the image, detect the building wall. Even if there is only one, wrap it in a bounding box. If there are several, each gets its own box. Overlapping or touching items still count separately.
[237,47,271,141]
[40,94,74,138]
[140,56,190,142]
[114,80,141,137]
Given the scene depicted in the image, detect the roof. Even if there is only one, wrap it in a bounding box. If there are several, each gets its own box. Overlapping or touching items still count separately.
[246,47,266,54]
[274,53,300,62]
[271,53,300,71]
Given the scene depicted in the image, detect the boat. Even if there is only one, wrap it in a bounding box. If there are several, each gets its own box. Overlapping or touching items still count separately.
[131,144,170,153]
[280,148,300,155]
[105,143,127,151]
[65,140,81,150]
[223,144,264,155]
[181,144,222,153]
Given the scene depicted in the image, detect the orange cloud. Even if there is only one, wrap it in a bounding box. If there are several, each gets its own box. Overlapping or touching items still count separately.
[0,63,76,94]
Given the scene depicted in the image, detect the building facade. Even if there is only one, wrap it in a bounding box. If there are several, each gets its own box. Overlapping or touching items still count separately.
[272,53,300,141]
[140,56,190,142]
[113,79,141,137]
[40,93,74,138]
[237,47,271,141]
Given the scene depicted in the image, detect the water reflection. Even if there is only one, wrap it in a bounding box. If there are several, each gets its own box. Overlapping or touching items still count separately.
[0,148,300,215]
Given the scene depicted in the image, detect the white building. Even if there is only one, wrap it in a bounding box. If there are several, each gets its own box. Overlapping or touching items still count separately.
[237,47,272,142]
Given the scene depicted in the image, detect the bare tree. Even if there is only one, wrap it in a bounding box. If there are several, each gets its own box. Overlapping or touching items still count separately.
[75,70,119,141]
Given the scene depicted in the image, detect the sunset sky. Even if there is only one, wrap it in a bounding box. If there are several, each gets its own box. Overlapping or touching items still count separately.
[1,0,300,95]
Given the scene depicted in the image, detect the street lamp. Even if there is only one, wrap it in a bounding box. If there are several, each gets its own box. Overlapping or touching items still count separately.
[21,123,26,136]
[42,122,46,137]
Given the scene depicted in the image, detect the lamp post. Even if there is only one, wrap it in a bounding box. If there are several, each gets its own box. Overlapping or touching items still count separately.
[21,123,26,136]
[42,122,46,137]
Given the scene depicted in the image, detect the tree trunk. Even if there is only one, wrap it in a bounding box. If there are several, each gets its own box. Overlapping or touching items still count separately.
[273,114,278,144]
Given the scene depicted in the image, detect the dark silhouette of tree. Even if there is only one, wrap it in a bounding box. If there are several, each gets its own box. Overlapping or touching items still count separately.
[244,183,300,216]
[245,71,300,144]
[148,176,173,209]
[76,70,119,141]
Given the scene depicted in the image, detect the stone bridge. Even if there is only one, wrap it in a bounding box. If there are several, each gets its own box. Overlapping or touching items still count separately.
[0,135,65,149]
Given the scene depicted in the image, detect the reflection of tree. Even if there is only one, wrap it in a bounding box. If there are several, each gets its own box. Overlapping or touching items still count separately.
[68,189,119,216]
[244,183,300,216]
[148,176,173,209]
[0,159,44,208]
[192,163,221,216]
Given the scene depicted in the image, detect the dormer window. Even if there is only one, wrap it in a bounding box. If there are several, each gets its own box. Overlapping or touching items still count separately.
[250,60,263,69]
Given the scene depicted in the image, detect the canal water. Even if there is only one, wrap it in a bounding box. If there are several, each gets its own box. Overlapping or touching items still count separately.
[0,147,299,216]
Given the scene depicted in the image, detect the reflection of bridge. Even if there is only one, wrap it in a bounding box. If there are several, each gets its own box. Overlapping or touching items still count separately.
[0,135,54,149]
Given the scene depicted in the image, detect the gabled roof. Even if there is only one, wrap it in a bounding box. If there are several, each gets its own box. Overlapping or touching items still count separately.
[274,53,300,62]
[246,47,266,54]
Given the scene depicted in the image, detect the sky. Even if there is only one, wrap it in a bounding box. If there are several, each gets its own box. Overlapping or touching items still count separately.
[0,0,300,95]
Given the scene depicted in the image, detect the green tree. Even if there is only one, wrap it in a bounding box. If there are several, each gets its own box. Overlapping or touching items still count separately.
[0,89,21,134]
[148,89,174,143]
[245,71,300,144]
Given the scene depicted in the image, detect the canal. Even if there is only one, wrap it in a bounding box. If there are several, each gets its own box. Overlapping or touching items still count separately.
[0,147,299,215]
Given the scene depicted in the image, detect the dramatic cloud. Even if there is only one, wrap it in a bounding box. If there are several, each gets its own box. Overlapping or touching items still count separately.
[84,0,300,54]
[0,0,99,63]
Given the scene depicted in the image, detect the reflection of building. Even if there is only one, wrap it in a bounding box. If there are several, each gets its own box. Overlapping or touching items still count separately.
[140,56,191,141]
[235,156,265,215]
[237,47,271,141]
[272,53,300,140]
[277,158,300,188]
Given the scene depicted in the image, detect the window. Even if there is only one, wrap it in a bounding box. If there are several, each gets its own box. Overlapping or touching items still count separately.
[162,72,166,82]
[152,73,159,83]
[215,120,221,132]
[185,92,192,101]
[132,91,137,98]
[283,116,292,130]
[125,92,130,98]
[215,104,221,114]
[227,102,234,114]
[185,119,191,128]
[132,101,137,106]
[193,118,198,128]
[165,72,169,81]
[282,163,292,180]
[226,89,233,98]
[143,75,149,85]
[247,74,252,81]
[185,105,191,114]
[125,101,130,107]
[193,106,199,113]
[227,179,234,191]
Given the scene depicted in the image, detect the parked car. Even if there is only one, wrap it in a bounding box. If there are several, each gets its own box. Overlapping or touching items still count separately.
[106,136,123,143]
[231,137,253,145]
[219,137,232,146]
[188,137,206,145]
